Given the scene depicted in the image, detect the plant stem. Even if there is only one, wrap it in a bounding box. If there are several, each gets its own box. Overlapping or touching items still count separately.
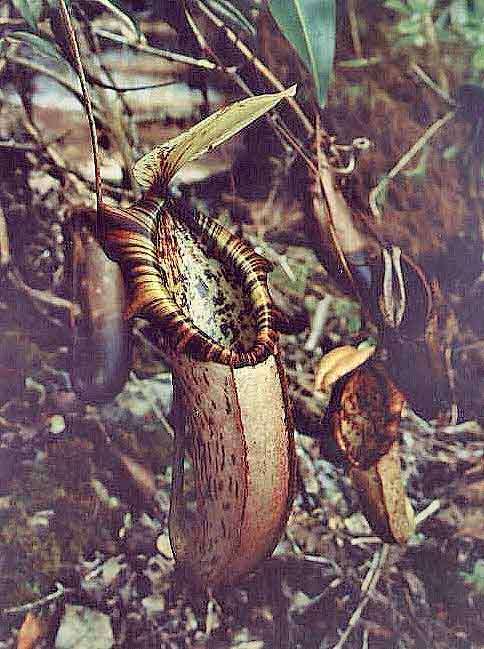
[58,0,103,235]
[347,0,363,59]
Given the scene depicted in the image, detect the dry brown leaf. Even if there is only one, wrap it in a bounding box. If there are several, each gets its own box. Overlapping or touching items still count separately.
[17,612,47,649]
[315,345,375,392]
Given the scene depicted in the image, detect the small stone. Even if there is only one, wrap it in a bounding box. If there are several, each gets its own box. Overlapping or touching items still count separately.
[102,556,125,587]
[48,415,66,435]
[55,605,113,649]
[344,512,372,536]
[142,595,165,618]
[156,533,174,559]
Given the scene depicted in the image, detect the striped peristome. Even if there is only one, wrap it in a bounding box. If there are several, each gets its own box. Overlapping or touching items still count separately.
[101,193,278,368]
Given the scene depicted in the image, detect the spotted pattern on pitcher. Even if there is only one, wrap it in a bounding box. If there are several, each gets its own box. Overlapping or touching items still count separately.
[155,208,257,352]
[173,360,249,583]
[102,195,276,366]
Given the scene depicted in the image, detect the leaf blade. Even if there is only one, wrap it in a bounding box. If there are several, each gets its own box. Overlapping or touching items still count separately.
[92,0,144,42]
[11,0,43,31]
[5,30,62,59]
[268,0,335,106]
[133,85,297,190]
[205,0,256,34]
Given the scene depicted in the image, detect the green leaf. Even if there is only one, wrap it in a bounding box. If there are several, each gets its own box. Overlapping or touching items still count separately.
[384,0,412,15]
[91,0,144,42]
[10,0,43,30]
[442,144,461,160]
[396,18,423,34]
[472,45,484,69]
[6,30,61,59]
[204,0,256,34]
[461,560,484,594]
[268,0,335,107]
[134,86,297,189]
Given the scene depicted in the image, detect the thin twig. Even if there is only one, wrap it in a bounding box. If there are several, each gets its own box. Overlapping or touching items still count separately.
[75,6,140,194]
[0,17,25,25]
[438,421,483,436]
[305,295,333,351]
[350,536,383,546]
[347,0,363,59]
[453,339,484,354]
[328,545,389,649]
[0,210,10,267]
[402,406,435,435]
[336,56,382,68]
[58,0,103,233]
[414,499,440,527]
[8,267,80,317]
[1,583,64,615]
[91,78,179,92]
[94,28,222,70]
[94,0,141,42]
[410,62,455,106]
[6,54,103,116]
[21,112,87,196]
[0,140,39,151]
[369,111,455,220]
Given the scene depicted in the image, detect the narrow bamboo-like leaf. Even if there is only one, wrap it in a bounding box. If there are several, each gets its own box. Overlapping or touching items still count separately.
[11,0,43,30]
[6,30,61,59]
[204,0,256,34]
[268,0,335,107]
[472,45,484,70]
[384,0,413,15]
[133,85,296,190]
[92,0,143,42]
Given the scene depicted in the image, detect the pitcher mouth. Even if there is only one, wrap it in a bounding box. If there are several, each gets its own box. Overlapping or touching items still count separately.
[102,197,279,368]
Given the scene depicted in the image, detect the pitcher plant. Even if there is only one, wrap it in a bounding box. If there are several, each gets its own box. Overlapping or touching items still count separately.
[67,85,298,588]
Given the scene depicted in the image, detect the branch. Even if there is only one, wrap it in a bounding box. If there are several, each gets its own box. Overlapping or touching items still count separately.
[6,55,104,118]
[94,27,222,70]
[369,111,455,220]
[328,545,389,649]
[1,583,64,616]
[183,4,317,172]
[7,266,79,318]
